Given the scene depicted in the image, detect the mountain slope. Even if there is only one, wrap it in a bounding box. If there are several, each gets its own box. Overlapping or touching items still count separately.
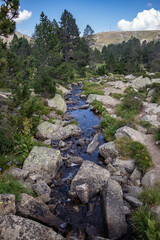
[93,30,160,50]
[1,31,32,44]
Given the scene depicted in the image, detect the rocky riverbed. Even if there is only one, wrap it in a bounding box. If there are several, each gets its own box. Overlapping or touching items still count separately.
[0,77,160,240]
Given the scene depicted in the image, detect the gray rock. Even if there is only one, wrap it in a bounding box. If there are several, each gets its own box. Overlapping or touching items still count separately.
[111,176,128,184]
[70,161,110,203]
[130,167,142,182]
[147,88,156,98]
[141,169,157,188]
[43,139,52,146]
[124,186,142,198]
[56,84,71,96]
[0,194,15,215]
[80,94,87,99]
[47,94,67,113]
[124,206,131,216]
[113,158,135,174]
[0,215,65,240]
[36,121,81,140]
[87,94,119,108]
[32,181,51,196]
[76,183,89,204]
[58,140,66,148]
[99,141,119,159]
[115,126,146,145]
[16,193,67,233]
[107,164,117,174]
[123,193,143,208]
[87,133,99,154]
[130,76,151,89]
[101,179,127,239]
[66,156,83,167]
[7,167,29,180]
[78,138,86,146]
[23,146,62,180]
[79,104,89,109]
[150,205,160,222]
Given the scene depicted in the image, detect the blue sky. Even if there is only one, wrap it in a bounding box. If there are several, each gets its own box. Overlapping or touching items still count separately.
[11,0,160,36]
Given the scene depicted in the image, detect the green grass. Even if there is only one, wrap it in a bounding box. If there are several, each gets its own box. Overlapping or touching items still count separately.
[140,184,160,205]
[100,113,126,141]
[92,99,106,114]
[67,120,78,126]
[82,82,104,97]
[139,120,152,130]
[55,109,64,115]
[132,206,160,240]
[115,137,152,173]
[0,175,35,201]
[109,92,123,100]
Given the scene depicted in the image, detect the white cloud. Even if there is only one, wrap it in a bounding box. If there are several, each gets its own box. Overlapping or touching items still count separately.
[147,3,152,8]
[15,9,32,24]
[117,8,160,31]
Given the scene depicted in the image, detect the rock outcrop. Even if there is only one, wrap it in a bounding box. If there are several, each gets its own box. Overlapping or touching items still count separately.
[47,94,67,113]
[70,161,110,203]
[101,179,127,239]
[36,121,81,140]
[0,215,65,240]
[23,146,62,180]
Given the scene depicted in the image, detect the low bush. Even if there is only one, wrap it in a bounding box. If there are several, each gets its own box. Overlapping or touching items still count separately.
[92,99,105,114]
[115,137,152,172]
[132,206,160,240]
[100,114,126,141]
[0,175,35,201]
[116,91,142,120]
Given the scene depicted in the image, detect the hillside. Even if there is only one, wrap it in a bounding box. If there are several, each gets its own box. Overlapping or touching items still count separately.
[1,31,32,44]
[93,30,160,50]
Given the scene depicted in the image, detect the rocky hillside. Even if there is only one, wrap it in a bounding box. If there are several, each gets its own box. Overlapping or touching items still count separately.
[1,31,32,44]
[93,30,160,50]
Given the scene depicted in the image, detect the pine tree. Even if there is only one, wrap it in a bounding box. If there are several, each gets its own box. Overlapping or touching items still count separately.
[0,0,19,37]
[59,9,80,61]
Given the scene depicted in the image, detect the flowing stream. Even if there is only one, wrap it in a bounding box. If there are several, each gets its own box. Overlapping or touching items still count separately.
[49,85,130,239]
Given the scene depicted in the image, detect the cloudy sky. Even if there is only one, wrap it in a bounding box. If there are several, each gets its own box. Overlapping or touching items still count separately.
[5,0,160,36]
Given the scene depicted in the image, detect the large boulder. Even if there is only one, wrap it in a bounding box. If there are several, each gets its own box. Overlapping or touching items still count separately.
[36,121,81,140]
[70,161,110,203]
[47,94,67,113]
[87,133,99,154]
[101,179,127,239]
[113,158,135,174]
[130,76,151,89]
[56,84,71,96]
[87,94,119,108]
[99,142,119,160]
[0,215,65,240]
[141,169,157,188]
[0,194,15,215]
[16,193,67,233]
[115,126,146,145]
[23,146,62,180]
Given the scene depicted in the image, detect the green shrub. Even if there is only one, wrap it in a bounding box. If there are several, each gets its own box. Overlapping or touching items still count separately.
[140,184,160,205]
[115,137,152,172]
[132,206,160,240]
[0,175,35,201]
[20,97,51,118]
[82,82,104,96]
[92,99,105,114]
[100,114,126,141]
[116,91,142,120]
